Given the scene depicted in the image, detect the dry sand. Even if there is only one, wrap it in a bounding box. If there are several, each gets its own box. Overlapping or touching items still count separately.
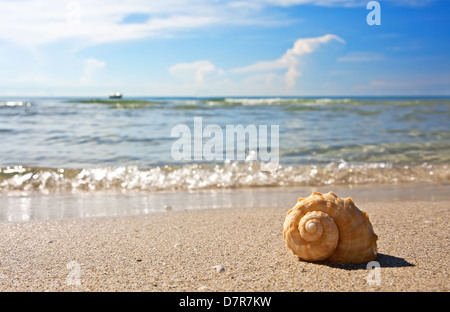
[0,189,448,292]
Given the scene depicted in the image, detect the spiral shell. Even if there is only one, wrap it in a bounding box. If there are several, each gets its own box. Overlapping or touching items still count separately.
[283,191,378,263]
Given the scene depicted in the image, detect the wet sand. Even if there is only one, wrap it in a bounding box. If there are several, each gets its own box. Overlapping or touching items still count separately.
[0,184,449,292]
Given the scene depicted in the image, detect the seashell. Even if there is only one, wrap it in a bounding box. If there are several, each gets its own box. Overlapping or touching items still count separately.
[283,191,378,263]
[212,265,225,273]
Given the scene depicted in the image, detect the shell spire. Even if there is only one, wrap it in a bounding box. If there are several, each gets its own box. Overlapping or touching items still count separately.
[283,191,378,263]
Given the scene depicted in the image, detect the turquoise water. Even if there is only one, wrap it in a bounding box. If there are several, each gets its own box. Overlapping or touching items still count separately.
[1,96,449,193]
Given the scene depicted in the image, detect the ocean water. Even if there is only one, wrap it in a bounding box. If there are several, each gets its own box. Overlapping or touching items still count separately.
[1,96,449,195]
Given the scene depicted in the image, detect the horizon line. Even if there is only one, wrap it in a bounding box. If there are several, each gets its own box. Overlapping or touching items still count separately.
[2,94,450,99]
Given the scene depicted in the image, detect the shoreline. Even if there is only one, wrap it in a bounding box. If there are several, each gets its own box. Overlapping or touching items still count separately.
[1,182,449,222]
[0,183,449,291]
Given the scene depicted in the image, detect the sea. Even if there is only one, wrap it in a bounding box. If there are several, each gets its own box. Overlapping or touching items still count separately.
[1,96,449,221]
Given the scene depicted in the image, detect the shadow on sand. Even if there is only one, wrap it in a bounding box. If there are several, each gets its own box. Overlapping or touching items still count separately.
[312,253,415,270]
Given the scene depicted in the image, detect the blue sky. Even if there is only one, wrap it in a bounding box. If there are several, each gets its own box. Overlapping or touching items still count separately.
[0,0,449,97]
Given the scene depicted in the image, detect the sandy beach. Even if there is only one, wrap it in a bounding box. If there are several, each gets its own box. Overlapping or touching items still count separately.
[0,184,448,292]
[1,0,449,297]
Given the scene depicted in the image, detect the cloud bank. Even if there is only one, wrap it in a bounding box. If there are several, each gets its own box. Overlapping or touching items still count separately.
[169,61,226,85]
[81,58,105,84]
[230,34,344,87]
[0,0,283,47]
[169,34,344,91]
[0,0,429,48]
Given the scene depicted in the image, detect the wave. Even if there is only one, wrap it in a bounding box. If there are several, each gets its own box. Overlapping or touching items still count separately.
[179,97,450,109]
[61,97,450,111]
[73,98,166,109]
[280,141,450,165]
[72,97,359,109]
[208,97,355,106]
[0,101,31,107]
[1,161,449,194]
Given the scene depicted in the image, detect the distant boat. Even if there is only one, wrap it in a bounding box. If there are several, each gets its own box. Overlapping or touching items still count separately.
[109,92,122,99]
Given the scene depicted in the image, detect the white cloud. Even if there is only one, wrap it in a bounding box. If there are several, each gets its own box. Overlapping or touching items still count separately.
[80,58,105,84]
[0,0,430,49]
[230,34,345,87]
[166,34,344,93]
[169,60,225,85]
[0,0,285,48]
[0,1,197,46]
